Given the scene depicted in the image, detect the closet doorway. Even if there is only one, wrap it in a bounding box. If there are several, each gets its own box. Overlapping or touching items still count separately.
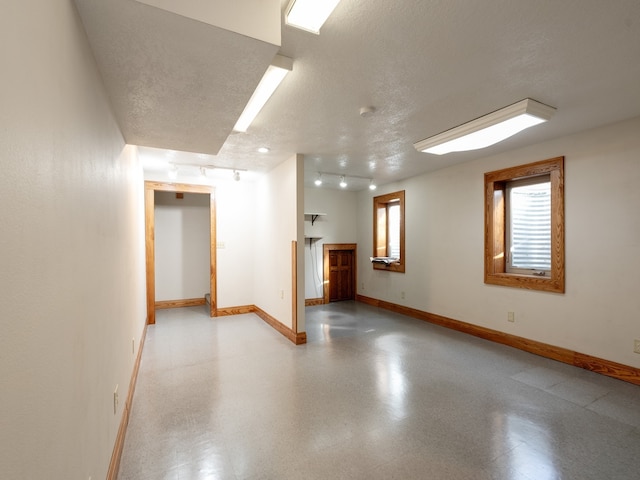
[145,181,216,324]
[323,243,357,303]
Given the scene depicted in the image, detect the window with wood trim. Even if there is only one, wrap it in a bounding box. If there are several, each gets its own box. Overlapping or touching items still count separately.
[485,157,564,293]
[373,190,405,273]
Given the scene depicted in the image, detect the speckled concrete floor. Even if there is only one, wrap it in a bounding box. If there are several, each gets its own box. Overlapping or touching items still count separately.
[118,301,640,479]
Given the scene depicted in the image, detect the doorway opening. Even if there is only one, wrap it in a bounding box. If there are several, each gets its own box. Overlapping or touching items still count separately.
[144,181,216,324]
[323,243,357,304]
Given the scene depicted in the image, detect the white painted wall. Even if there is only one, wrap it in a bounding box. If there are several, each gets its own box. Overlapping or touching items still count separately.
[253,155,304,330]
[154,191,210,301]
[357,116,640,369]
[0,1,147,479]
[304,188,358,299]
[216,180,256,308]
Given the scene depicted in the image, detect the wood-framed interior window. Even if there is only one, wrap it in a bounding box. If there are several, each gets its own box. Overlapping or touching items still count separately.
[373,190,405,273]
[485,157,564,293]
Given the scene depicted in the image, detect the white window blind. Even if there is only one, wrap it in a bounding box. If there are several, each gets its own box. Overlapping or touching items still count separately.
[507,176,551,272]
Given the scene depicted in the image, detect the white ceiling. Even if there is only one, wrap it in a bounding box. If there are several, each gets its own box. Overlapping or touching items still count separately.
[78,0,640,190]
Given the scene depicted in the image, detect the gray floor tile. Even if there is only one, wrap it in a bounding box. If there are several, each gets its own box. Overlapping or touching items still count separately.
[117,302,640,480]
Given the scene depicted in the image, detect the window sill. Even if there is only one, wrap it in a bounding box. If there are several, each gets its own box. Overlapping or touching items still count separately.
[373,262,405,273]
[485,272,564,293]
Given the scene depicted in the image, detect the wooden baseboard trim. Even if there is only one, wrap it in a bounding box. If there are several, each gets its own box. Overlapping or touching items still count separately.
[253,306,307,345]
[155,298,206,309]
[356,295,640,386]
[215,305,307,345]
[106,321,148,480]
[216,305,255,316]
[305,298,324,306]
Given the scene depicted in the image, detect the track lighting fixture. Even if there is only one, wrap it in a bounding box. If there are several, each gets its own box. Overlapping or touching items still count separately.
[312,172,377,190]
[166,162,247,182]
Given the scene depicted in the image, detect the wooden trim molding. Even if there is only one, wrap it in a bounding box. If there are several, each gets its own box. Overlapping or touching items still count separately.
[253,306,307,345]
[144,187,155,324]
[144,181,217,325]
[107,322,148,480]
[373,190,405,273]
[305,298,324,306]
[216,305,307,345]
[356,294,640,386]
[216,305,255,316]
[484,157,565,293]
[155,298,206,309]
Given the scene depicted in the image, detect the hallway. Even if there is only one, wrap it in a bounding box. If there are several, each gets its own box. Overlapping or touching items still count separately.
[118,302,640,479]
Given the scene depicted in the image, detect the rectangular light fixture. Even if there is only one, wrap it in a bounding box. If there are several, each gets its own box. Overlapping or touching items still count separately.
[414,98,556,155]
[233,55,293,133]
[285,0,342,35]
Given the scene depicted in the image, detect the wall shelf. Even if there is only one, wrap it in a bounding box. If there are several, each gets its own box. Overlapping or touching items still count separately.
[304,212,326,225]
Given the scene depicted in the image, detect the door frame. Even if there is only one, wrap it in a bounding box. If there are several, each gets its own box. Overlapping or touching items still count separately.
[144,181,216,324]
[322,243,357,304]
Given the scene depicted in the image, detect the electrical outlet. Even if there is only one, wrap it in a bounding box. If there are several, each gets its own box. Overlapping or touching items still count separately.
[361,282,365,291]
[401,291,406,299]
[280,289,284,299]
[113,385,119,415]
[634,339,640,354]
[507,312,515,323]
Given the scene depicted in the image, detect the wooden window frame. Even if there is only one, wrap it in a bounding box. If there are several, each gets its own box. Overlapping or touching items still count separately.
[373,190,405,273]
[484,157,564,293]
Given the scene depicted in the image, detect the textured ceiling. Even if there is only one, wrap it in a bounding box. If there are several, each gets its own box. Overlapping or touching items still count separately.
[81,0,640,190]
[74,0,280,154]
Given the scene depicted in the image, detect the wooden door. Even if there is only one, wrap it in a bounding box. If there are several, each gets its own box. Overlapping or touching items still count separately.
[144,181,217,324]
[329,249,354,302]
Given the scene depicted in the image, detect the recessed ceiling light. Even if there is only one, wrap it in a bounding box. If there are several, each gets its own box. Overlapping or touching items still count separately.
[414,98,556,155]
[257,147,270,153]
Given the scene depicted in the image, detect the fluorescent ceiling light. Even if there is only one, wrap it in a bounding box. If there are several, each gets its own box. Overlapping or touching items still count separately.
[285,0,341,34]
[233,55,293,133]
[414,98,556,155]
